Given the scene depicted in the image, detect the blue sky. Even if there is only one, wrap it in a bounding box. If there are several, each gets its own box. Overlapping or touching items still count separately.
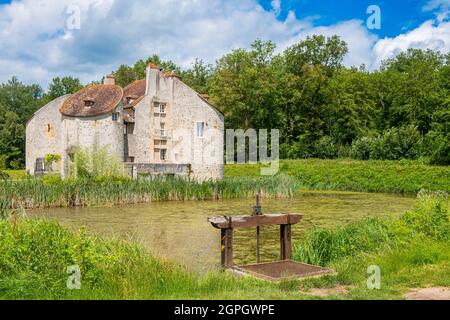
[0,0,449,87]
[258,0,439,37]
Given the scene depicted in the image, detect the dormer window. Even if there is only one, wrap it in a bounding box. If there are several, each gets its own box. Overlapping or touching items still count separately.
[84,99,95,108]
[126,97,135,104]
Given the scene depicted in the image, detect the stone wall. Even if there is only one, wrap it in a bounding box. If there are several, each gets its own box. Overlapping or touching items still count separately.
[61,107,125,175]
[25,95,69,175]
[127,163,191,179]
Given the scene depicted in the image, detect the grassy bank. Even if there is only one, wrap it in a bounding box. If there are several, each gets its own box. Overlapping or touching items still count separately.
[226,159,450,194]
[0,175,298,210]
[1,192,448,300]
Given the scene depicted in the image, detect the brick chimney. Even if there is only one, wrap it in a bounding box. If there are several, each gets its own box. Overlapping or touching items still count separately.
[103,74,115,85]
[145,63,161,96]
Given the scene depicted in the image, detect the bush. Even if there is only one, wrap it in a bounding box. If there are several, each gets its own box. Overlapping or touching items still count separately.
[422,131,450,165]
[350,136,374,160]
[393,190,449,241]
[69,146,125,179]
[350,126,422,161]
[313,136,339,159]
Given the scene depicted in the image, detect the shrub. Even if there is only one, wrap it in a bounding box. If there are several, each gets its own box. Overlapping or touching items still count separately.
[350,136,374,160]
[393,190,449,241]
[313,136,339,159]
[44,154,61,172]
[422,131,450,165]
[350,126,422,161]
[69,146,125,179]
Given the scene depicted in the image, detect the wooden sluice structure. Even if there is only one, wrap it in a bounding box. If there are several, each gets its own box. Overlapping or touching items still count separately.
[208,196,334,281]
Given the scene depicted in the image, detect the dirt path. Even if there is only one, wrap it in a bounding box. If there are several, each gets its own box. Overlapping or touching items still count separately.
[302,285,354,297]
[404,287,450,300]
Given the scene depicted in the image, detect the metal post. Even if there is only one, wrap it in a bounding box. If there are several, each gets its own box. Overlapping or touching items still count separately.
[253,194,262,263]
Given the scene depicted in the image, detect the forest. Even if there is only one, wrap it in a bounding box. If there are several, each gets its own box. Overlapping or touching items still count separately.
[1,35,449,170]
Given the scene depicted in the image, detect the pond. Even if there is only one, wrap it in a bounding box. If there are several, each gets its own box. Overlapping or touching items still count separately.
[29,191,415,271]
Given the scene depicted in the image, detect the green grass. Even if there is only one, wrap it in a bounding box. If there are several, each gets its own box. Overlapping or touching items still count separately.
[226,159,450,194]
[3,170,28,180]
[0,192,448,300]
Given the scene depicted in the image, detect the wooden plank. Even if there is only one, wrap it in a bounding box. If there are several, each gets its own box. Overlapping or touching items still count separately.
[280,224,292,260]
[208,214,302,229]
[221,228,233,268]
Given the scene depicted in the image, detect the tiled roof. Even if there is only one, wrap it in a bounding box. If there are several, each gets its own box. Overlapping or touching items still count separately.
[148,63,161,69]
[162,71,181,79]
[60,84,123,117]
[122,79,146,109]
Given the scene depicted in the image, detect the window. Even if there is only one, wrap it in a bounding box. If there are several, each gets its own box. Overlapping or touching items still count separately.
[84,100,95,108]
[196,122,205,138]
[154,102,166,114]
[160,149,167,161]
[154,140,167,146]
[112,112,119,121]
[160,122,165,136]
[35,158,45,173]
[47,124,51,132]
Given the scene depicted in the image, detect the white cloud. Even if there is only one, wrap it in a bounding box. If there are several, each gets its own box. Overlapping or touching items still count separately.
[423,0,450,11]
[271,0,281,17]
[423,0,450,22]
[374,19,450,67]
[0,0,449,88]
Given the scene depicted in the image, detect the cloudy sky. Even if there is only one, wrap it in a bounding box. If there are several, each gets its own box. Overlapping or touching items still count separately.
[0,0,449,89]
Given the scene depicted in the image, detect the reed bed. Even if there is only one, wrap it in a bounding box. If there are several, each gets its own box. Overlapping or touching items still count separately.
[0,175,299,209]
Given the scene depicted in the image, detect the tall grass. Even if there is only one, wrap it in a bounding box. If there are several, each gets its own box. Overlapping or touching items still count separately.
[0,174,299,209]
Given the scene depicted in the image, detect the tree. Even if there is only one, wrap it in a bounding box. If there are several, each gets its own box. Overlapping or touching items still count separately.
[114,55,181,88]
[114,64,137,87]
[380,49,446,133]
[284,35,348,75]
[181,59,213,93]
[46,77,83,100]
[0,105,25,169]
[0,77,44,123]
[209,40,283,130]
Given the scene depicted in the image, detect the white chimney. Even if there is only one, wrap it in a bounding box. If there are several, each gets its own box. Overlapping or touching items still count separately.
[103,74,115,85]
[145,63,161,97]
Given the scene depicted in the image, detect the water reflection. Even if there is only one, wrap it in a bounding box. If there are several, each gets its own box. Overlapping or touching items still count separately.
[29,191,414,271]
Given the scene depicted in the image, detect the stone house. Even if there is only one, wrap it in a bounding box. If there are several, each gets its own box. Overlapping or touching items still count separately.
[26,64,224,180]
